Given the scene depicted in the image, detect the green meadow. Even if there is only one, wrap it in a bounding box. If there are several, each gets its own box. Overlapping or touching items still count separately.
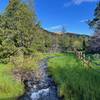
[48,54,100,100]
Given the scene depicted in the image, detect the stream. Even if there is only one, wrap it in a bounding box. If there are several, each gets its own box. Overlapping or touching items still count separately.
[18,57,59,100]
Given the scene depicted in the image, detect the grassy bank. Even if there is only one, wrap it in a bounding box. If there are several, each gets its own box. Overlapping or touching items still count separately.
[48,54,100,100]
[0,52,63,99]
[0,53,41,99]
[0,64,24,99]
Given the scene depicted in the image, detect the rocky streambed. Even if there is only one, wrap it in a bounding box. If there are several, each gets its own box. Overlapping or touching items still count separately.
[18,57,59,100]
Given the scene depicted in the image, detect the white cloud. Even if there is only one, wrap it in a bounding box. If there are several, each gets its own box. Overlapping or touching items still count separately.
[64,2,72,7]
[80,19,88,23]
[46,25,63,32]
[64,0,99,7]
[73,0,99,5]
[49,25,62,30]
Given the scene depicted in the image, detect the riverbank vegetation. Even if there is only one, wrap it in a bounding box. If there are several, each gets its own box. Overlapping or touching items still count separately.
[48,54,100,100]
[0,63,24,99]
[0,0,100,99]
[0,52,63,98]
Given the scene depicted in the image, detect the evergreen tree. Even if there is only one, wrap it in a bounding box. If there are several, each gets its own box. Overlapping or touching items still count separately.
[88,2,100,53]
[0,0,37,62]
[88,2,100,33]
[5,0,37,52]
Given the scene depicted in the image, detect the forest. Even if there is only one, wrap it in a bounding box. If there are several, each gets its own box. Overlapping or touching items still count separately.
[0,0,100,100]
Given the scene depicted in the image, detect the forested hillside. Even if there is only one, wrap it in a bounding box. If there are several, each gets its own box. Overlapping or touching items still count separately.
[35,27,90,52]
[0,0,89,63]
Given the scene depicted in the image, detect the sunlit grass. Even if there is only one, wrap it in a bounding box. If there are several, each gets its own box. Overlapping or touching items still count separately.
[48,53,100,100]
[0,64,24,99]
[0,52,63,99]
[86,54,100,70]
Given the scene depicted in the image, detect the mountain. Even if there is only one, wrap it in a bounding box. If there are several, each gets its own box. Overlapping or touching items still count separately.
[39,27,90,38]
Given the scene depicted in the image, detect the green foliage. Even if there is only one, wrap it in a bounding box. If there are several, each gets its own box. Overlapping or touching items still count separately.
[86,54,100,70]
[0,0,38,62]
[88,2,100,32]
[48,54,100,100]
[10,51,38,71]
[0,0,89,62]
[5,0,36,48]
[87,2,100,53]
[56,34,88,52]
[0,0,91,99]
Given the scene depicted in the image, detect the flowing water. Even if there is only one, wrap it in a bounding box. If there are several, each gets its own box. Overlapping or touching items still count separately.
[18,57,59,100]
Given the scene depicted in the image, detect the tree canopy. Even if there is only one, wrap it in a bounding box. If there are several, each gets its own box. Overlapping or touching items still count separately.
[88,2,100,53]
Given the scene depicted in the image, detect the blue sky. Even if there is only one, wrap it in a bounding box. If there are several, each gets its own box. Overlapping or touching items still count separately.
[0,0,99,35]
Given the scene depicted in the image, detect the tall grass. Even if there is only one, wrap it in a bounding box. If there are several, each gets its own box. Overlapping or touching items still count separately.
[0,52,63,99]
[0,64,24,99]
[48,54,100,100]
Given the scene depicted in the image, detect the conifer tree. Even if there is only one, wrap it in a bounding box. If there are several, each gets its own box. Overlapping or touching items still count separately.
[88,2,100,53]
[5,0,37,51]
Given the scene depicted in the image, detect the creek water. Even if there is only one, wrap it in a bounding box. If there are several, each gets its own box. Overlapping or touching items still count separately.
[18,57,59,100]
